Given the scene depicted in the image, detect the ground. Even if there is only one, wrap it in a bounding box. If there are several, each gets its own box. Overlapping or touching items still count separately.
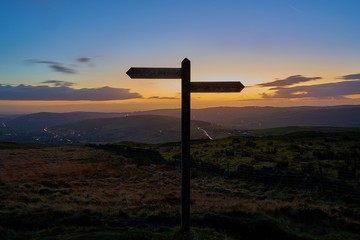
[0,131,359,239]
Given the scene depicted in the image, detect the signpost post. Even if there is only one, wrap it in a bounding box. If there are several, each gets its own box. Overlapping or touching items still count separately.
[127,58,244,237]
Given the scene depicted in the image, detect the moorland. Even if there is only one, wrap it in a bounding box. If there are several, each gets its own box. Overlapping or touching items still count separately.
[1,126,359,239]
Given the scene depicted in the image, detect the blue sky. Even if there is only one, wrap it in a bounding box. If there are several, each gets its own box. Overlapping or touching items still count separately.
[1,0,360,113]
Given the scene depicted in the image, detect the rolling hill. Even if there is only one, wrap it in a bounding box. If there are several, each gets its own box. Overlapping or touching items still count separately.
[128,105,360,128]
[1,105,360,143]
[1,115,237,144]
[48,115,238,143]
[5,112,124,132]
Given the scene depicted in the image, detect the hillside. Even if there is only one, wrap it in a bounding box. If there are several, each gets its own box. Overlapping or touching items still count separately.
[49,115,237,144]
[1,115,237,144]
[5,112,124,132]
[1,129,359,239]
[129,105,360,128]
[1,105,360,144]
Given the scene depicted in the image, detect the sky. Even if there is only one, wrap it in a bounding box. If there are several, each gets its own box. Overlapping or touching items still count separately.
[1,0,360,113]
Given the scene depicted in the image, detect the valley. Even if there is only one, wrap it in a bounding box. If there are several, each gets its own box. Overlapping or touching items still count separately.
[2,105,360,144]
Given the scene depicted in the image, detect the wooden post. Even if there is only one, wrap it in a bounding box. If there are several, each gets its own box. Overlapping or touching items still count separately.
[181,58,191,233]
[126,59,244,238]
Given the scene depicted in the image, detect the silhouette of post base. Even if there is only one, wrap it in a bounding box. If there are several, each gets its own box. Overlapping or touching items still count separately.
[172,228,195,240]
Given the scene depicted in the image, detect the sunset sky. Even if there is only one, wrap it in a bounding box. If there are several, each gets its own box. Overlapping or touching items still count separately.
[1,0,360,113]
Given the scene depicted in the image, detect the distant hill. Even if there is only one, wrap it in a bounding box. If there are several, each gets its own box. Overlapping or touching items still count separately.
[5,112,124,132]
[1,105,360,143]
[128,105,360,128]
[48,115,238,143]
[1,114,236,144]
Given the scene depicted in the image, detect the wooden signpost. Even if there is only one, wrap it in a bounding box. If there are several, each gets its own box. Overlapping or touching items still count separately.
[126,67,181,79]
[127,58,244,235]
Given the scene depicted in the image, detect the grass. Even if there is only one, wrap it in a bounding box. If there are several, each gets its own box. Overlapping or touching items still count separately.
[155,130,360,184]
[1,128,360,239]
[2,226,232,240]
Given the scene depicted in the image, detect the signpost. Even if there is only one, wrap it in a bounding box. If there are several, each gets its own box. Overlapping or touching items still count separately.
[127,58,244,236]
[126,67,181,79]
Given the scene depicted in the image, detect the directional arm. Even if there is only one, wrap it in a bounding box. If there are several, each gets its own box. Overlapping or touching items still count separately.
[191,81,244,92]
[126,67,181,79]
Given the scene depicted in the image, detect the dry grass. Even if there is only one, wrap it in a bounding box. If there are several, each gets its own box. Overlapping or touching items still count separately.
[0,146,278,215]
[1,145,359,240]
[0,146,350,214]
[0,146,182,216]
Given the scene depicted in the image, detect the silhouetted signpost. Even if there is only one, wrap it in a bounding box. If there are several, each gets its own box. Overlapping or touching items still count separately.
[127,58,244,237]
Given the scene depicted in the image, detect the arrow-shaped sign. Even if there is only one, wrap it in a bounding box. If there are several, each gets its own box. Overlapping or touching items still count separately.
[126,67,181,79]
[191,81,244,92]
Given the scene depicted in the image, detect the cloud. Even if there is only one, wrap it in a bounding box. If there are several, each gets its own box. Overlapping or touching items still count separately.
[30,60,57,64]
[76,57,96,67]
[50,64,76,74]
[338,73,360,80]
[148,96,178,100]
[0,84,142,101]
[41,80,75,87]
[77,57,91,63]
[27,59,76,74]
[258,75,322,87]
[262,81,360,99]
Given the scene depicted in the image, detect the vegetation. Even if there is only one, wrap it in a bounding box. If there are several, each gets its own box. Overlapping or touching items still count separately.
[1,127,359,239]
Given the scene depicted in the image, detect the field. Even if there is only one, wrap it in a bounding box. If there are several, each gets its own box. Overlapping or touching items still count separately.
[0,128,359,239]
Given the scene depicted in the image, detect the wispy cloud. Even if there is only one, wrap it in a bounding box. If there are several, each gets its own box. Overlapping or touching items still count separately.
[77,57,91,63]
[262,81,360,99]
[338,73,360,80]
[27,59,76,74]
[0,84,142,101]
[50,64,76,74]
[41,80,75,87]
[258,75,322,87]
[76,57,96,67]
[148,96,178,100]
